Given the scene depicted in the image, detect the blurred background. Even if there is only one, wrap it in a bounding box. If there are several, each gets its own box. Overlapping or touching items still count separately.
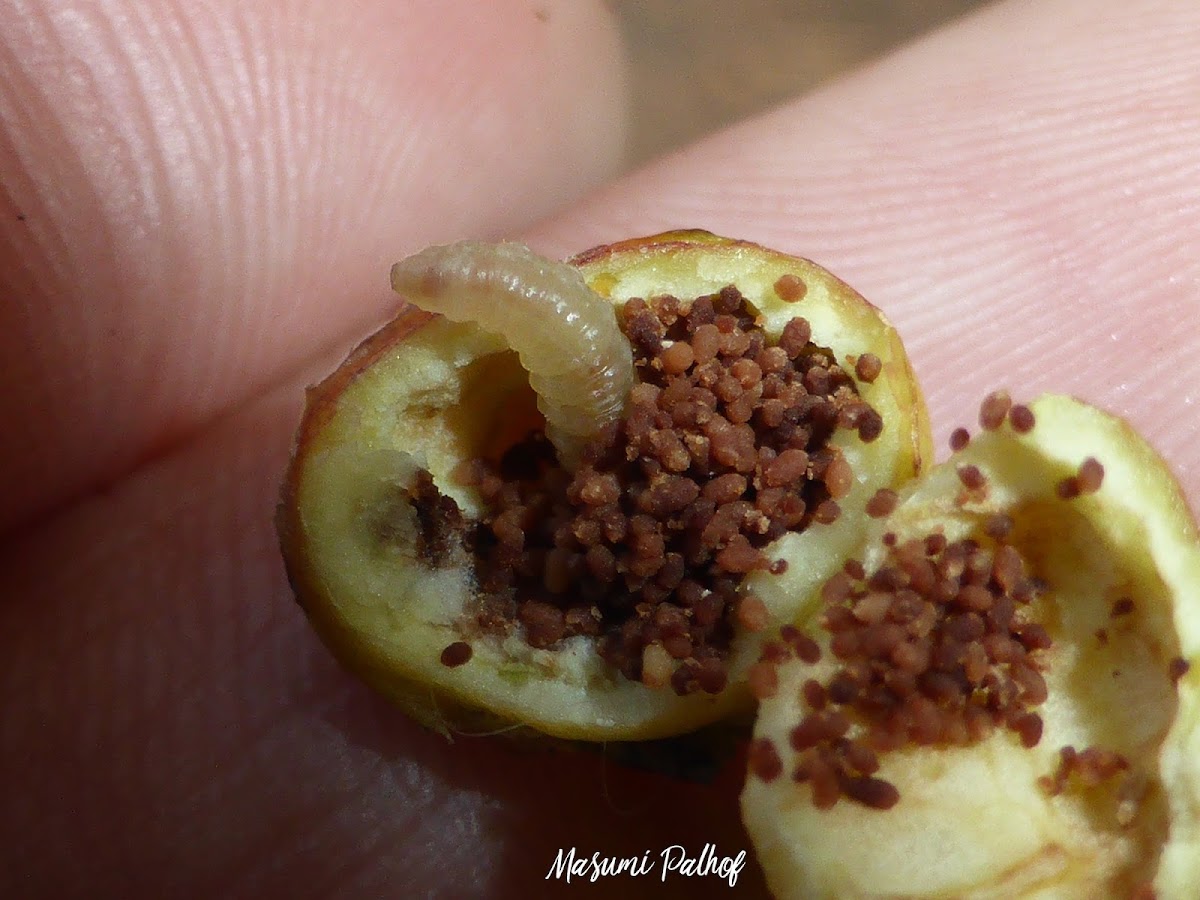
[613,0,990,163]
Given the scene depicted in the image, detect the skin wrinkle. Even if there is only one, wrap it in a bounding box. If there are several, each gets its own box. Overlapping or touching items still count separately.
[0,0,628,539]
[0,389,366,891]
[537,0,1200,265]
[204,711,496,900]
[0,41,79,281]
[0,1,211,523]
[0,20,129,470]
[529,4,1200,484]
[135,9,252,364]
[194,724,400,899]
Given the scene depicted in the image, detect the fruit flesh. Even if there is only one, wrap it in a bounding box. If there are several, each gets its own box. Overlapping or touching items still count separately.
[573,233,931,692]
[741,395,1200,899]
[276,231,932,741]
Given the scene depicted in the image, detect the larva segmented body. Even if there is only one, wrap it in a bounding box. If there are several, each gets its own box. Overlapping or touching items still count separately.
[390,241,633,468]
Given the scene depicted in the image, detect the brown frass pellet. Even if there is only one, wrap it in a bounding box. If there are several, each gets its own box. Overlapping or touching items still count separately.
[984,513,1014,541]
[1009,404,1036,433]
[424,285,883,696]
[865,488,899,519]
[979,390,1012,431]
[749,737,784,782]
[813,500,842,524]
[440,641,474,667]
[956,464,987,491]
[856,407,885,443]
[1077,457,1104,494]
[737,594,770,632]
[747,661,780,700]
[824,454,854,499]
[1056,476,1081,500]
[841,775,900,810]
[854,353,882,383]
[780,527,1052,811]
[773,273,808,303]
[948,427,970,453]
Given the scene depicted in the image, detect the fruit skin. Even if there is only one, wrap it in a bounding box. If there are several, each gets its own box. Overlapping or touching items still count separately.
[741,394,1200,899]
[277,230,932,742]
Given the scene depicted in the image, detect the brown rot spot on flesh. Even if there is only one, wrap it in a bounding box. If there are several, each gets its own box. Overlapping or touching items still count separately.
[411,470,466,566]
[440,641,473,667]
[1111,597,1135,617]
[1039,744,1130,796]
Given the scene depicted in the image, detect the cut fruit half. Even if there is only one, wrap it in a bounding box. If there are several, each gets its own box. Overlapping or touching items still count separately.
[741,394,1200,899]
[277,230,931,741]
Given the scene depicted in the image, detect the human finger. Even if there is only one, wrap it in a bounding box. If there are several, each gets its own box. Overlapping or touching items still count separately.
[531,0,1200,494]
[0,0,627,536]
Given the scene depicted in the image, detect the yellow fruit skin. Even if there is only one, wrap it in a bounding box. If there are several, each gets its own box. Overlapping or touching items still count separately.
[278,231,931,742]
[741,394,1200,899]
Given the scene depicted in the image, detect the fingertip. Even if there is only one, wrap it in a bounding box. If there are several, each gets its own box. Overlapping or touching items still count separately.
[0,0,628,533]
[526,0,1200,489]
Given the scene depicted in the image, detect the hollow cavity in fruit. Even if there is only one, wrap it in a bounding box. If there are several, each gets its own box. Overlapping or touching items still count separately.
[741,394,1200,900]
[277,230,930,741]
